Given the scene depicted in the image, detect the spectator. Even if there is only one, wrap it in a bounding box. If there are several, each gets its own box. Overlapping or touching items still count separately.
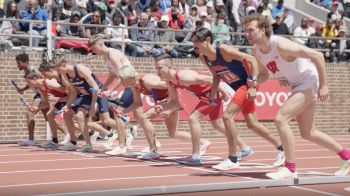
[81,4,112,26]
[149,0,162,22]
[259,0,273,11]
[20,0,48,47]
[272,12,289,35]
[56,10,85,37]
[257,3,273,25]
[85,8,107,38]
[179,0,189,15]
[136,0,151,13]
[330,26,350,62]
[271,0,285,19]
[116,0,128,12]
[154,15,178,57]
[75,0,89,16]
[187,5,199,28]
[325,0,344,10]
[105,11,130,50]
[144,6,157,27]
[195,0,207,14]
[307,24,326,49]
[159,0,171,13]
[334,17,344,31]
[327,1,342,21]
[123,0,139,26]
[211,12,231,45]
[293,17,314,45]
[213,0,229,24]
[344,0,350,18]
[127,12,161,57]
[0,10,13,50]
[6,1,28,46]
[3,0,27,17]
[108,2,127,25]
[282,8,294,34]
[53,0,78,21]
[199,11,210,29]
[322,18,338,45]
[206,1,214,22]
[167,7,185,29]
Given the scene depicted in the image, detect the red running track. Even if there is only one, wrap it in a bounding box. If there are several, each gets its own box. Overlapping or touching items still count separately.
[0,135,349,196]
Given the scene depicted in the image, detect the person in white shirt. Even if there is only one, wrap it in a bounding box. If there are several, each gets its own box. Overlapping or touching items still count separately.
[293,17,314,45]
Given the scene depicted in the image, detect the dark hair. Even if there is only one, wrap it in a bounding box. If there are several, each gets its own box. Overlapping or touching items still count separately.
[191,27,213,43]
[39,61,55,72]
[15,53,29,63]
[243,13,272,38]
[6,0,17,17]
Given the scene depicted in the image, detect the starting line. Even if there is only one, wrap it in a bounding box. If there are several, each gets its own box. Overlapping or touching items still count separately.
[40,176,350,196]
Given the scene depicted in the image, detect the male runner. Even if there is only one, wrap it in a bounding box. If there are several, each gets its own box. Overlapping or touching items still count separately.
[191,27,285,170]
[243,14,350,178]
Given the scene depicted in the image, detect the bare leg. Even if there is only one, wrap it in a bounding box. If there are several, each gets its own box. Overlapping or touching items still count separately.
[76,108,91,145]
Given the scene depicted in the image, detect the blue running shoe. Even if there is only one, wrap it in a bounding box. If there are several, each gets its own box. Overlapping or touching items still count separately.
[176,155,201,166]
[237,147,254,159]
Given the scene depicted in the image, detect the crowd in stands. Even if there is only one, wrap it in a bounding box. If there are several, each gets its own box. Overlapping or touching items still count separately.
[0,0,348,61]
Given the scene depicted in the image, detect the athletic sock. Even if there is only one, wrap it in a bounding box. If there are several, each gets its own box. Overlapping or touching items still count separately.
[52,138,58,143]
[70,141,77,145]
[228,155,238,163]
[88,131,95,136]
[284,161,296,173]
[338,148,350,160]
[277,145,283,151]
[107,132,113,137]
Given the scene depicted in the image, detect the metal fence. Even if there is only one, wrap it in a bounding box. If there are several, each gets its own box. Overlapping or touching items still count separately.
[1,18,349,58]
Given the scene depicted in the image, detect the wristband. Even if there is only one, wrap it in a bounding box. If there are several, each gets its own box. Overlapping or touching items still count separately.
[89,87,99,94]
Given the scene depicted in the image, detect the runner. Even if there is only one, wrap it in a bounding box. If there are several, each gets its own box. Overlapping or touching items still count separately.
[191,27,285,170]
[243,14,350,178]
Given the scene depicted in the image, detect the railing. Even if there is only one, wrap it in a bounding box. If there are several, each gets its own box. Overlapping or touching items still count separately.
[1,18,349,56]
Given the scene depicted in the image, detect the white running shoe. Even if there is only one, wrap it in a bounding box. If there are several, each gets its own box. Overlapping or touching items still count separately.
[90,131,99,145]
[18,140,37,146]
[104,133,118,149]
[105,146,127,156]
[273,150,285,167]
[59,134,70,145]
[141,140,162,153]
[334,160,350,176]
[266,167,298,179]
[138,151,161,160]
[199,140,211,156]
[212,159,239,171]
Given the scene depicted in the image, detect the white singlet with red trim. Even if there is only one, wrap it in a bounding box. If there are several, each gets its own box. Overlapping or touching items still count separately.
[255,35,319,95]
[105,48,132,75]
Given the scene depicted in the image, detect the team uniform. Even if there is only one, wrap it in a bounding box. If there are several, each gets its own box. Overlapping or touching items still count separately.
[255,35,319,96]
[135,75,169,101]
[169,69,223,120]
[38,77,67,111]
[66,64,109,114]
[204,44,255,114]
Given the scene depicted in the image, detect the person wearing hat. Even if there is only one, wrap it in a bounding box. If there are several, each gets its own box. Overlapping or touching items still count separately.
[154,15,179,57]
[187,5,199,28]
[307,24,326,50]
[199,11,211,29]
[56,10,85,37]
[210,12,231,45]
[330,26,350,62]
[327,1,342,21]
[53,0,78,21]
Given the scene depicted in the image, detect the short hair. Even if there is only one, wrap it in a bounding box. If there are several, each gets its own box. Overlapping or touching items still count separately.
[24,69,41,79]
[243,13,272,38]
[88,34,104,47]
[52,56,66,67]
[39,61,55,72]
[15,53,29,63]
[118,65,138,79]
[154,54,172,66]
[191,27,213,43]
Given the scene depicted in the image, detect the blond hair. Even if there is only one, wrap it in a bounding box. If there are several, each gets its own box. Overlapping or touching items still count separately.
[243,13,272,38]
[88,34,104,47]
[52,56,66,67]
